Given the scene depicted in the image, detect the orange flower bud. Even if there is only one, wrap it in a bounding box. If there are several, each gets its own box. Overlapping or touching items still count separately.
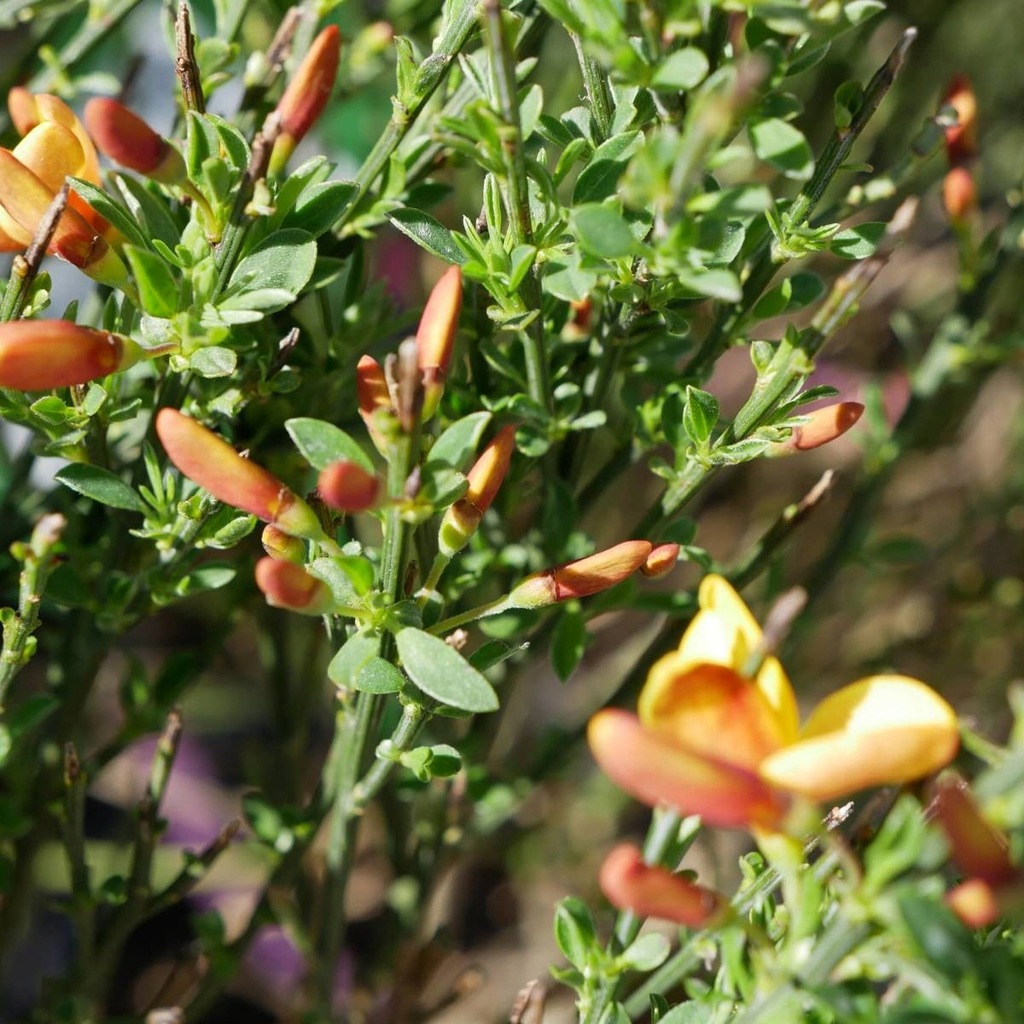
[0,320,150,390]
[84,98,187,184]
[416,266,462,419]
[509,540,652,607]
[156,409,324,540]
[0,150,128,288]
[933,779,1016,887]
[640,542,680,578]
[438,425,516,557]
[356,354,392,451]
[318,460,379,513]
[781,402,863,453]
[268,25,341,174]
[943,74,977,165]
[262,524,307,564]
[598,843,723,927]
[255,557,334,615]
[943,166,977,225]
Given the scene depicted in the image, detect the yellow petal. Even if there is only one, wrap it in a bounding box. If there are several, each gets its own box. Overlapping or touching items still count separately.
[759,675,959,801]
[755,655,800,745]
[12,122,87,190]
[638,658,788,771]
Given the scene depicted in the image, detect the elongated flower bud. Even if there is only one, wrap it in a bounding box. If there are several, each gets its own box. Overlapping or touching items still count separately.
[0,321,150,390]
[255,557,334,615]
[156,409,324,540]
[438,425,516,557]
[640,542,680,578]
[357,354,392,451]
[417,266,462,420]
[84,98,187,184]
[509,540,652,608]
[268,25,341,174]
[262,524,306,564]
[0,150,128,288]
[779,402,864,453]
[598,844,723,927]
[943,165,977,225]
[318,460,379,513]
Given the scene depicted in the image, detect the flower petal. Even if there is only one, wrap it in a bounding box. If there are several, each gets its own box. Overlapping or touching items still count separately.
[598,844,723,927]
[638,659,788,771]
[759,675,959,801]
[933,777,1016,885]
[588,709,787,829]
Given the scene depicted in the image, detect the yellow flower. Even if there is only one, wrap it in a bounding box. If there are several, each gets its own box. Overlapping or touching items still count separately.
[589,575,959,830]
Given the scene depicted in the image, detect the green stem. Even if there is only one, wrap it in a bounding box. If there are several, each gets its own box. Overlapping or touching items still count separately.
[0,513,66,714]
[428,594,511,635]
[483,0,551,413]
[685,28,917,379]
[570,32,613,141]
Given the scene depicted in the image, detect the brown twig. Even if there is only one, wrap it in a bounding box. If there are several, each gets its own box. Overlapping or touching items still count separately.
[175,2,205,114]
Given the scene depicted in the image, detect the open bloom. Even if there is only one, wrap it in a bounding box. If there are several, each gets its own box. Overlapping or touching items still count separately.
[589,575,959,831]
[933,776,1023,927]
[156,409,324,540]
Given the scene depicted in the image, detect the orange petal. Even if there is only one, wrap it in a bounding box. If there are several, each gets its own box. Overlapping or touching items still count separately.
[599,844,723,927]
[12,123,87,190]
[318,460,379,513]
[946,878,1000,929]
[588,709,787,829]
[464,424,515,512]
[84,98,186,183]
[933,778,1015,885]
[640,542,680,578]
[639,660,788,772]
[785,402,864,452]
[759,675,959,801]
[0,321,135,390]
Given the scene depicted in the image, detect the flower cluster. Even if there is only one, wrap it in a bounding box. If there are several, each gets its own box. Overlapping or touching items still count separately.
[589,574,959,921]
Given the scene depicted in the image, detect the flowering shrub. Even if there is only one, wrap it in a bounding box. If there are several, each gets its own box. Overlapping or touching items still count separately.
[0,1,1021,1021]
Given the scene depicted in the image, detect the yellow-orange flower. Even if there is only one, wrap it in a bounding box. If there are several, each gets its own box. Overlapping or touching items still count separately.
[589,575,959,831]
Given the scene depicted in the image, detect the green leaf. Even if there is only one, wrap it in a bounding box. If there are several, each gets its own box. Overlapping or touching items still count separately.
[284,180,358,237]
[225,229,317,310]
[749,118,814,180]
[551,608,588,682]
[571,203,641,259]
[425,743,461,777]
[554,896,598,971]
[677,267,741,302]
[396,628,499,713]
[190,346,237,378]
[355,657,404,694]
[68,177,150,249]
[650,48,709,91]
[543,256,600,303]
[328,632,379,689]
[387,207,465,265]
[123,245,179,318]
[572,131,643,204]
[181,564,236,593]
[829,222,886,260]
[683,386,718,446]
[468,638,528,672]
[334,555,375,597]
[55,464,146,513]
[5,694,59,742]
[428,412,493,470]
[617,932,670,972]
[286,418,375,473]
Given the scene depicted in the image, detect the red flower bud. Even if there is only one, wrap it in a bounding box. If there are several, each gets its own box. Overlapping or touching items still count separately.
[0,321,149,390]
[598,843,723,927]
[268,25,341,173]
[640,542,680,578]
[156,409,324,539]
[318,460,379,513]
[255,557,334,615]
[782,402,863,453]
[416,266,462,419]
[943,75,977,165]
[509,540,652,607]
[84,98,187,184]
